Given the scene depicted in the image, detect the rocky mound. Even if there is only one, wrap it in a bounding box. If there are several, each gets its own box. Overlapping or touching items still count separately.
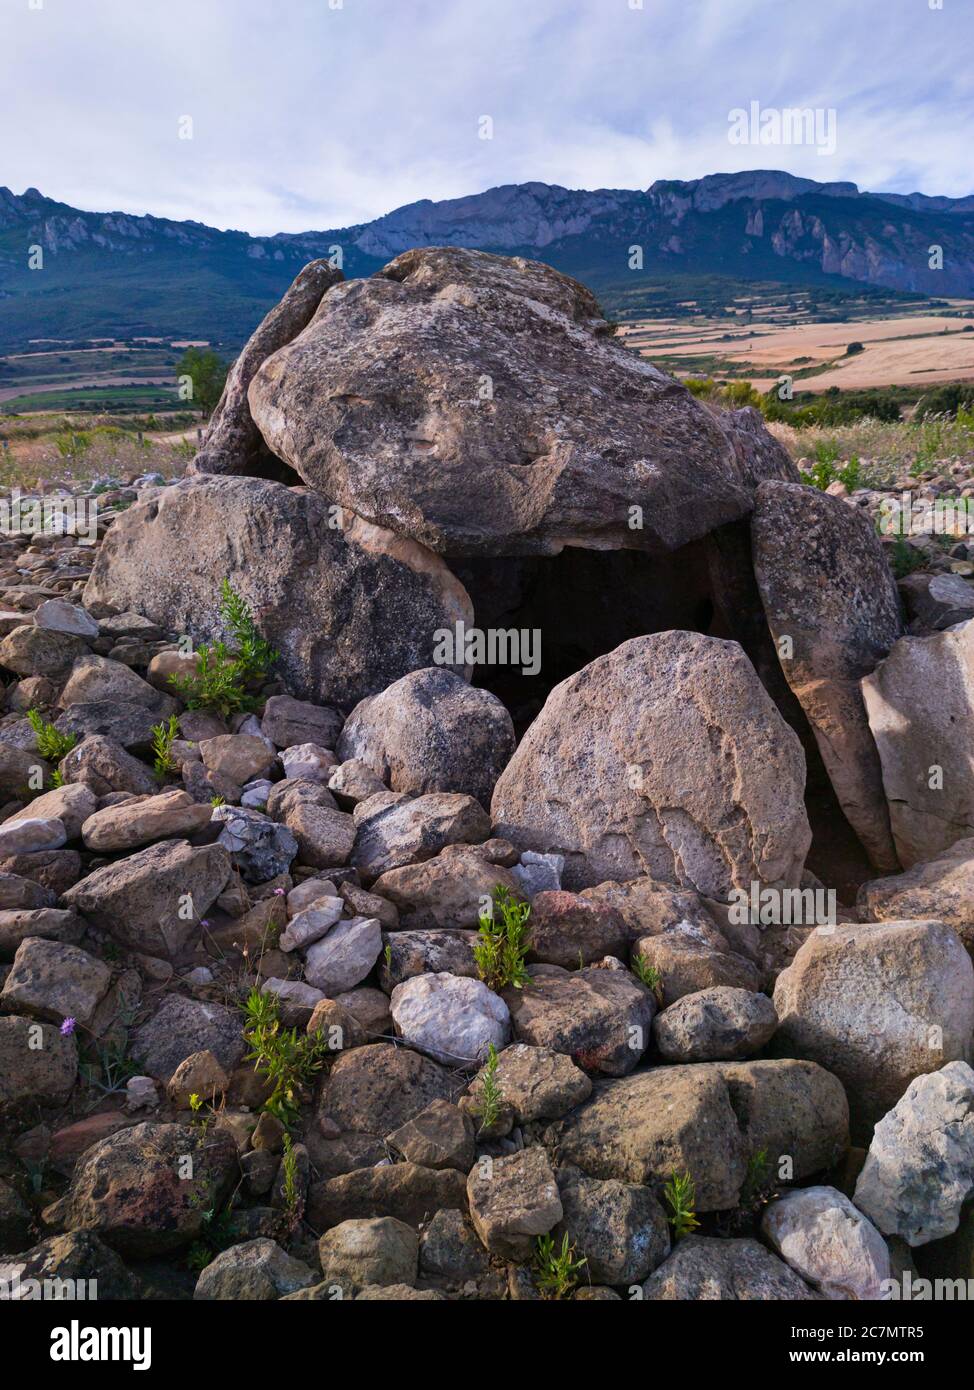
[2,247,974,1304]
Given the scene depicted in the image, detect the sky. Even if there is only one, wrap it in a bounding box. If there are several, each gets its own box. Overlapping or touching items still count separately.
[0,0,970,235]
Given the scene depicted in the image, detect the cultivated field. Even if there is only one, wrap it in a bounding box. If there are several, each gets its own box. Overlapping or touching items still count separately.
[622,298,974,393]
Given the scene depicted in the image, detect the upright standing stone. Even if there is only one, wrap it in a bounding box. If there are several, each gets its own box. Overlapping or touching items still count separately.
[862,618,974,867]
[752,480,902,870]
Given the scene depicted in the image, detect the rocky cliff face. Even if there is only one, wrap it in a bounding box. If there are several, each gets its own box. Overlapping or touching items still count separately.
[307,171,974,297]
[2,170,973,347]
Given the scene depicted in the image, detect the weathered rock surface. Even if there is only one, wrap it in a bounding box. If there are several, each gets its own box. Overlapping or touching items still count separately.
[34,597,100,638]
[862,618,974,866]
[260,693,343,751]
[308,1162,466,1231]
[200,734,278,787]
[550,1064,747,1208]
[0,816,66,856]
[899,571,974,631]
[420,1208,490,1282]
[582,876,729,944]
[0,1014,77,1105]
[41,1122,238,1256]
[63,838,232,960]
[130,995,246,1082]
[633,930,763,1007]
[492,632,810,897]
[379,929,478,988]
[353,791,490,879]
[318,1217,419,1290]
[84,476,473,709]
[466,1042,592,1123]
[337,668,515,807]
[58,734,157,796]
[653,987,778,1062]
[215,805,299,883]
[0,741,51,801]
[709,1058,849,1181]
[854,1062,974,1247]
[526,890,629,968]
[0,936,111,1027]
[4,783,97,842]
[0,848,81,895]
[12,1232,135,1301]
[281,801,355,870]
[372,844,520,930]
[0,625,87,679]
[466,1146,562,1259]
[81,789,213,851]
[555,1166,670,1285]
[550,1058,847,1206]
[507,967,656,1076]
[194,1238,316,1300]
[278,897,343,952]
[761,1185,890,1300]
[58,652,172,713]
[857,838,974,955]
[390,972,511,1068]
[247,246,795,557]
[54,699,167,752]
[642,1235,816,1300]
[192,257,344,479]
[752,480,902,870]
[304,916,382,995]
[0,871,56,911]
[385,1099,475,1173]
[319,1043,461,1136]
[773,919,974,1135]
[0,906,84,957]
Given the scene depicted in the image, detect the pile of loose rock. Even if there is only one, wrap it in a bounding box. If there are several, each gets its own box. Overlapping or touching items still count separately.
[1,248,974,1302]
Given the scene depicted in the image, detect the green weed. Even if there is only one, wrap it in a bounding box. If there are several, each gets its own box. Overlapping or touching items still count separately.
[151,713,181,779]
[664,1170,700,1240]
[168,579,278,719]
[533,1232,587,1300]
[241,987,331,1129]
[471,1042,504,1134]
[474,886,532,992]
[27,708,77,763]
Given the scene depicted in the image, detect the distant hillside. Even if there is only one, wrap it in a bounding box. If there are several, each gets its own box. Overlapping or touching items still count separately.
[1,170,973,351]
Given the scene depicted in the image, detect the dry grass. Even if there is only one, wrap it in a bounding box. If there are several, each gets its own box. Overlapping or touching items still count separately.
[0,416,197,490]
[768,414,974,485]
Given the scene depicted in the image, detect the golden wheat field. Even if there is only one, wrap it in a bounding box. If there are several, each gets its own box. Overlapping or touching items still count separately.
[621,301,974,392]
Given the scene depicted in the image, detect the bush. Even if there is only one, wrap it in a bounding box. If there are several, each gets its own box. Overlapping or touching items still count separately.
[683,376,718,399]
[720,380,764,409]
[888,535,926,579]
[177,348,228,416]
[764,389,900,428]
[914,383,974,420]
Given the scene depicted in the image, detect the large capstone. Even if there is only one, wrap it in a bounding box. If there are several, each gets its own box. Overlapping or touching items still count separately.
[246,246,796,558]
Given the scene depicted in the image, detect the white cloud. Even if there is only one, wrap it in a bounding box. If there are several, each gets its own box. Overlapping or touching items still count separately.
[0,0,969,233]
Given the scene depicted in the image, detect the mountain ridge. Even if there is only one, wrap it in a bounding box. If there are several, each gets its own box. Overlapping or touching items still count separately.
[2,170,973,351]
